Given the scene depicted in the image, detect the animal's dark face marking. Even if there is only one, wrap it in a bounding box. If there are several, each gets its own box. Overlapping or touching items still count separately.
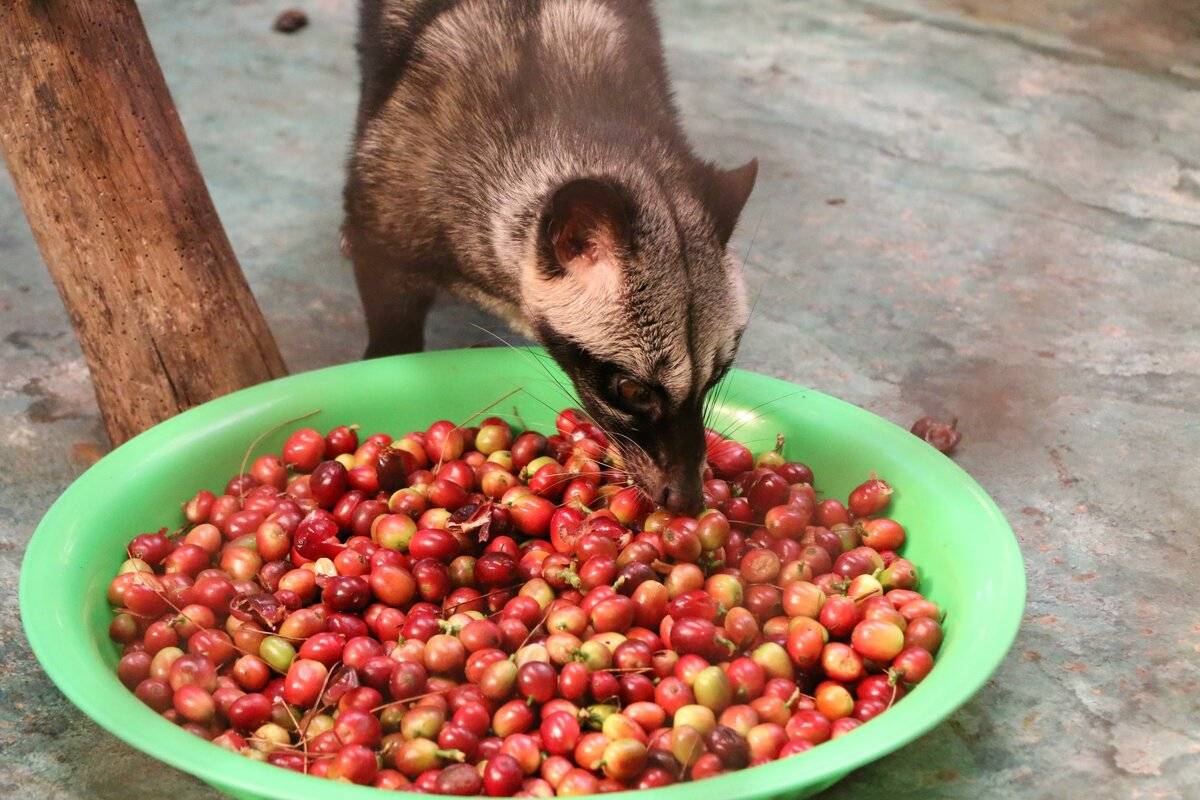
[537,323,738,514]
[527,166,754,513]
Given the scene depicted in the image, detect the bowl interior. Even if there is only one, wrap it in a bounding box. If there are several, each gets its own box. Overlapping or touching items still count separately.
[20,348,1024,800]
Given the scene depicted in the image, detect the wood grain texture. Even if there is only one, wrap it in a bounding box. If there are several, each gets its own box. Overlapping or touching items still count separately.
[0,0,287,445]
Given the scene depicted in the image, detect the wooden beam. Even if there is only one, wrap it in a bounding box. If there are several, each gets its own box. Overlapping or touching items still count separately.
[0,0,288,445]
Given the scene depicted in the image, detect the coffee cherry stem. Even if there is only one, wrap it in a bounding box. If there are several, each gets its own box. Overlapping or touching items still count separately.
[308,659,342,716]
[434,388,526,474]
[441,584,523,617]
[277,698,311,773]
[515,605,555,653]
[247,735,306,753]
[370,685,455,714]
[458,387,525,430]
[437,618,463,636]
[237,409,322,499]
[852,587,883,604]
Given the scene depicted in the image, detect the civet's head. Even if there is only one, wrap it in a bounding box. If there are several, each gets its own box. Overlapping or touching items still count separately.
[524,160,757,513]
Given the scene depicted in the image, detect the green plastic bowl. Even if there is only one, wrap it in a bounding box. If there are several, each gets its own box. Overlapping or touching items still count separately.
[20,348,1024,800]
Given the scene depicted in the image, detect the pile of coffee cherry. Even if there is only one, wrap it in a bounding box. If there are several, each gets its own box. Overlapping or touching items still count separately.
[106,408,942,794]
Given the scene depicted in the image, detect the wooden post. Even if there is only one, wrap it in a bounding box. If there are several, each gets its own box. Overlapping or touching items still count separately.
[0,0,288,445]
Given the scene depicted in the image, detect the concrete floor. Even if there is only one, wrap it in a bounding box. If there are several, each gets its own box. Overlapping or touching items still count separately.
[2,0,1198,797]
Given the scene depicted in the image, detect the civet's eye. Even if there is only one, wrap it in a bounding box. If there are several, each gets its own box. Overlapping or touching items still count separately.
[617,378,650,405]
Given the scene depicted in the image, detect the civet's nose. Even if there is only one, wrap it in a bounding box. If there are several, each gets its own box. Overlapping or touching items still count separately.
[660,479,703,515]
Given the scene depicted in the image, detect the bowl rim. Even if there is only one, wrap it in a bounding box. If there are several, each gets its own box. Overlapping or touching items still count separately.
[20,348,1026,800]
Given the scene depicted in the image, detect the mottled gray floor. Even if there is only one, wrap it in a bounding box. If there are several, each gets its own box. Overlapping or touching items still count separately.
[2,0,1198,798]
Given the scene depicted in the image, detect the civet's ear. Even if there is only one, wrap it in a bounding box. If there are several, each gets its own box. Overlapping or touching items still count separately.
[540,178,631,277]
[704,158,758,246]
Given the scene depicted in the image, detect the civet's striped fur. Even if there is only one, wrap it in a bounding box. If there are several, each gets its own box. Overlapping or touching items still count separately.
[344,0,757,511]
